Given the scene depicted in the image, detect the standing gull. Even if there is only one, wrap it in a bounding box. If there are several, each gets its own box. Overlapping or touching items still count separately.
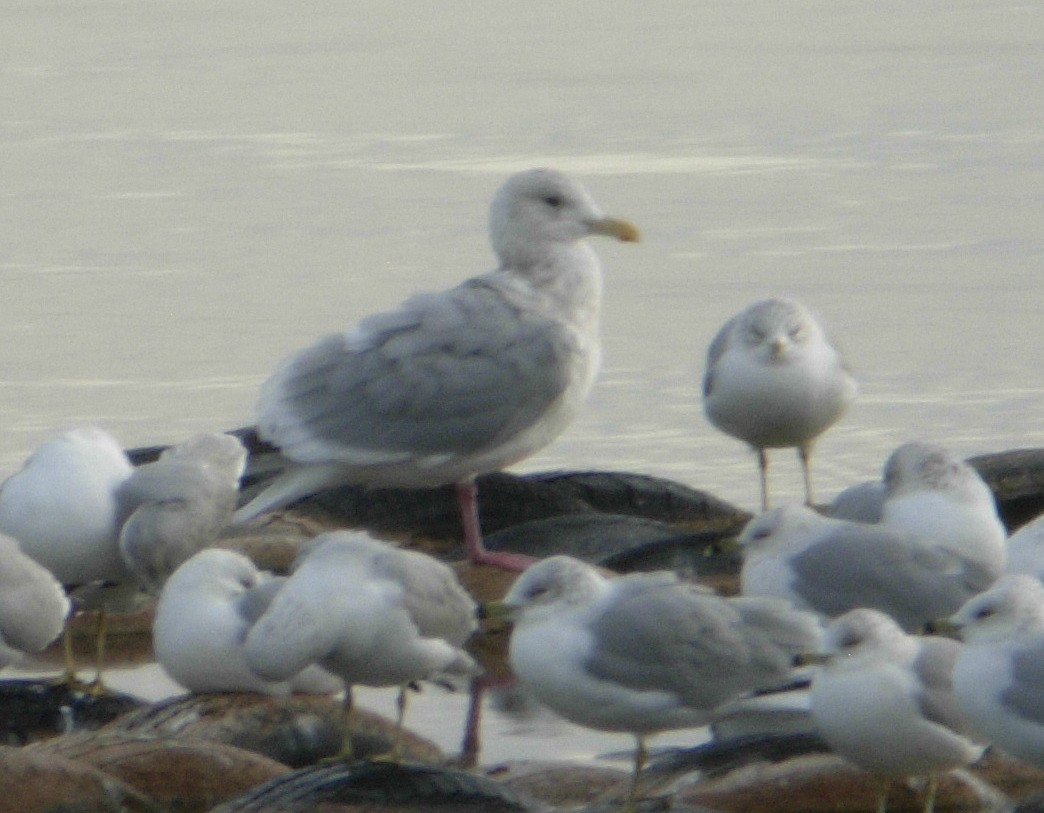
[0,533,70,668]
[118,433,248,594]
[949,575,1044,766]
[880,441,1007,580]
[153,548,340,695]
[232,168,639,571]
[739,503,994,633]
[806,609,983,813]
[243,531,479,756]
[493,555,822,810]
[702,297,857,511]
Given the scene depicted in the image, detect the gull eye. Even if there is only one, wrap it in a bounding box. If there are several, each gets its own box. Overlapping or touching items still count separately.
[973,606,995,621]
[543,194,563,209]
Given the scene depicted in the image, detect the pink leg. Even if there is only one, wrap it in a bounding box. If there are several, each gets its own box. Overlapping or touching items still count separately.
[455,479,535,572]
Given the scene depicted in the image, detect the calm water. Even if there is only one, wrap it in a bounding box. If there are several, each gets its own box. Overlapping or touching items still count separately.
[2,0,1042,767]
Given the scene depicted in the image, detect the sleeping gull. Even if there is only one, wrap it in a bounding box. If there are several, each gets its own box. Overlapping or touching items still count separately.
[232,168,639,571]
[494,555,822,810]
[0,533,70,668]
[243,531,479,757]
[880,441,1006,580]
[949,574,1044,766]
[0,427,135,683]
[739,503,994,632]
[702,297,857,511]
[153,548,339,695]
[118,433,247,594]
[806,608,984,813]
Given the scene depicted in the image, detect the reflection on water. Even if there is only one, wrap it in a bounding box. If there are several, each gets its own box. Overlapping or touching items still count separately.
[1,0,1042,768]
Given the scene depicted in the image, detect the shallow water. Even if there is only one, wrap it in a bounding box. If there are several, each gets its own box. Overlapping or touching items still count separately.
[2,0,1042,768]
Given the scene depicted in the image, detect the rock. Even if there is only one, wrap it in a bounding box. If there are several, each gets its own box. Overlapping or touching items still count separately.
[104,692,444,767]
[209,760,550,813]
[0,679,146,744]
[968,448,1044,532]
[0,743,154,813]
[28,730,290,813]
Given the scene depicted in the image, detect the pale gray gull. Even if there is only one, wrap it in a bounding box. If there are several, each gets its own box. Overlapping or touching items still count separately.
[1005,512,1044,581]
[494,554,822,810]
[0,533,70,667]
[949,574,1044,766]
[118,432,247,593]
[739,503,995,632]
[153,547,340,695]
[806,608,983,813]
[243,530,479,756]
[702,297,857,511]
[232,168,639,571]
[880,441,1006,581]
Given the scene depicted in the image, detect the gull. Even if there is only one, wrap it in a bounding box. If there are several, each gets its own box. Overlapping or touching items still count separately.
[0,427,134,683]
[152,548,340,695]
[1005,512,1044,581]
[949,574,1044,766]
[117,433,248,594]
[739,503,995,632]
[806,608,984,813]
[243,531,479,757]
[494,555,822,810]
[880,441,1007,580]
[702,298,857,511]
[0,533,70,668]
[232,168,639,571]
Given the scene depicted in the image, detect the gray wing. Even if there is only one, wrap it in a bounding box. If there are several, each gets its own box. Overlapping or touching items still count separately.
[237,577,286,629]
[913,637,976,735]
[790,526,986,631]
[702,316,736,398]
[370,548,477,646]
[259,278,579,463]
[1001,636,1044,726]
[585,575,778,711]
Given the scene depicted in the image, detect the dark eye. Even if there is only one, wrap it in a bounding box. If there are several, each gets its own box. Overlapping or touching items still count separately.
[543,195,563,208]
[974,606,994,621]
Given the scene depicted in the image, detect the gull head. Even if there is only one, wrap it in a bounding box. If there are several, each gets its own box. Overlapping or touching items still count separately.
[738,503,822,553]
[489,168,638,268]
[735,298,822,365]
[883,441,977,499]
[160,433,249,485]
[816,608,915,670]
[950,574,1044,643]
[501,555,609,621]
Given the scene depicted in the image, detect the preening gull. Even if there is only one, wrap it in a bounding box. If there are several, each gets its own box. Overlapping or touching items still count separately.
[0,533,70,667]
[739,503,994,632]
[702,298,857,511]
[807,608,983,813]
[880,441,1006,580]
[0,427,135,683]
[495,555,821,809]
[949,574,1044,766]
[0,427,133,585]
[153,548,339,695]
[233,168,639,571]
[118,433,247,593]
[243,531,479,756]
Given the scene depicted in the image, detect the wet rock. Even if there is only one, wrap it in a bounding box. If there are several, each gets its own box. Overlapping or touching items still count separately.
[28,730,289,813]
[0,743,155,813]
[104,693,443,767]
[969,448,1044,532]
[678,752,1001,813]
[0,679,146,744]
[484,760,628,807]
[209,760,550,812]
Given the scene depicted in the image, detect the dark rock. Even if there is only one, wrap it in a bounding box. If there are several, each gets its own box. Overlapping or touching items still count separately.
[969,448,1044,532]
[0,679,146,744]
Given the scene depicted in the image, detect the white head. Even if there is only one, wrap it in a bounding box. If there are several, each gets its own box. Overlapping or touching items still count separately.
[818,608,915,669]
[738,503,824,554]
[501,555,609,620]
[162,548,263,602]
[950,575,1044,643]
[488,168,638,269]
[732,298,825,365]
[883,442,986,501]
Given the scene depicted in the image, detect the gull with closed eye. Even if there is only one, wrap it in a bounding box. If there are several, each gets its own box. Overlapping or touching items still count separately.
[703,298,857,511]
[232,168,639,571]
